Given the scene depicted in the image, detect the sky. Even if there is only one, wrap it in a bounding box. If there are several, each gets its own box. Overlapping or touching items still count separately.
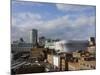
[11,0,96,43]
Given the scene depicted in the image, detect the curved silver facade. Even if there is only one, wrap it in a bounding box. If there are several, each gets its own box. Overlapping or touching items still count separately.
[55,40,89,52]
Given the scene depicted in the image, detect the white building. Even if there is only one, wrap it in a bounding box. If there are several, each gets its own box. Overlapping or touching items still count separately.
[45,40,55,49]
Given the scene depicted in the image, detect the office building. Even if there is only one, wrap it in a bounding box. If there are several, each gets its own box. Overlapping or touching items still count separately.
[30,29,38,47]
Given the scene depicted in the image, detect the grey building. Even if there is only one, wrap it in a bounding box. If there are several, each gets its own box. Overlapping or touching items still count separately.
[39,36,46,47]
[11,42,33,53]
[11,39,33,60]
[30,29,38,47]
[11,38,33,53]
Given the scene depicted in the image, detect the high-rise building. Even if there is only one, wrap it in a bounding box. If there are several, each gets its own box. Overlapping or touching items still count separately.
[30,29,38,46]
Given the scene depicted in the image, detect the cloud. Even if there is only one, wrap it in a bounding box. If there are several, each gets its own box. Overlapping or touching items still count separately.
[56,4,95,12]
[71,16,95,27]
[12,1,44,7]
[11,11,95,42]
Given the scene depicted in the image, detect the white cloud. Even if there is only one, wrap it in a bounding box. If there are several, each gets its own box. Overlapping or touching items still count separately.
[56,4,95,12]
[11,12,95,42]
[71,16,95,27]
[43,15,69,29]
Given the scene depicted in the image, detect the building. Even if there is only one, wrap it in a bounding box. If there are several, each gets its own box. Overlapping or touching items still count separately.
[72,52,81,58]
[89,37,95,46]
[11,42,33,60]
[30,29,38,47]
[11,42,33,53]
[79,56,96,70]
[45,40,55,50]
[11,38,34,60]
[46,49,73,71]
[38,36,46,47]
[30,48,47,62]
[87,46,96,55]
[45,39,61,50]
[45,40,89,52]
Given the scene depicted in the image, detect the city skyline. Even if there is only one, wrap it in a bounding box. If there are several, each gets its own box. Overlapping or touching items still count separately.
[11,1,96,43]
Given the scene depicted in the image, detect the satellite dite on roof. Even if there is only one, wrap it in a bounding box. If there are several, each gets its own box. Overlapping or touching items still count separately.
[11,0,96,74]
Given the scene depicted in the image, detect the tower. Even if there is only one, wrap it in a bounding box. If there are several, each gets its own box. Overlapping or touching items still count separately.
[30,29,38,47]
